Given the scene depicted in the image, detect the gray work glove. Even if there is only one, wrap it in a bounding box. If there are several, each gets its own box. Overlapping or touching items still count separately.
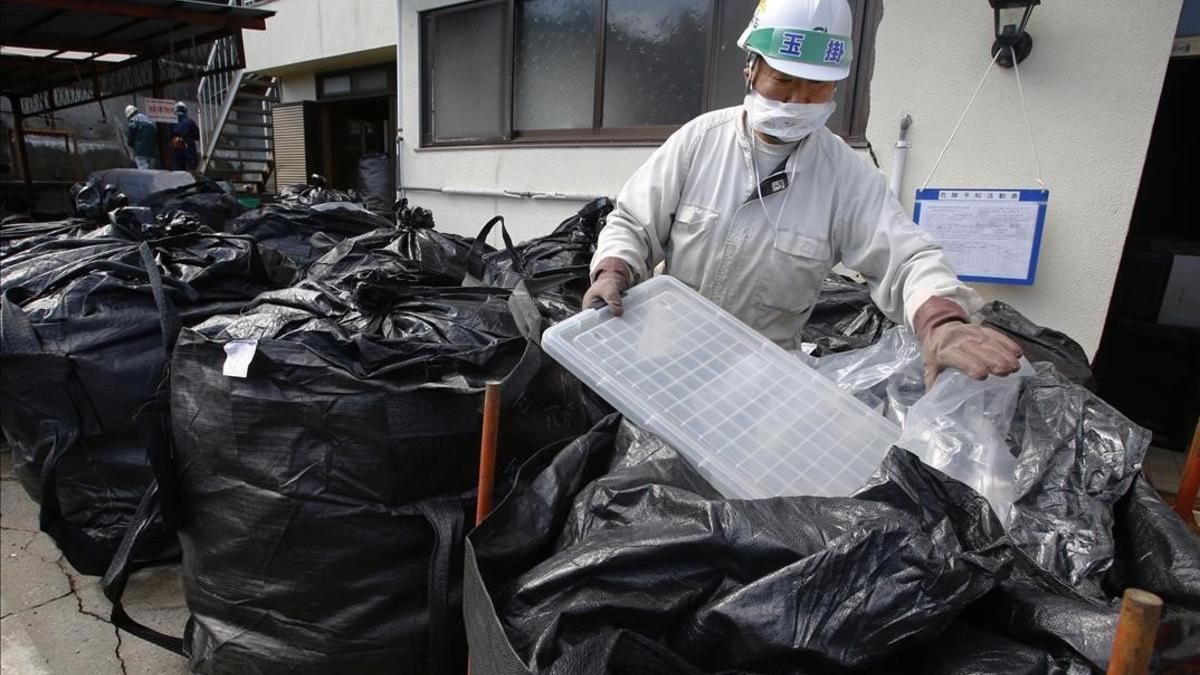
[914,297,1024,390]
[581,257,632,316]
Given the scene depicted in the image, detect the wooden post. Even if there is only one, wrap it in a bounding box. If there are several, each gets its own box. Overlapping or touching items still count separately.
[475,381,502,526]
[1173,420,1200,526]
[1107,588,1163,675]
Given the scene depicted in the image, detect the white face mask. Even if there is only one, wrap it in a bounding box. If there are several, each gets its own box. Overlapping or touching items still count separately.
[743,91,836,143]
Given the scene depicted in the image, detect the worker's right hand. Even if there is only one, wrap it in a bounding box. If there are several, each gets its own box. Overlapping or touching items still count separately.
[582,257,632,316]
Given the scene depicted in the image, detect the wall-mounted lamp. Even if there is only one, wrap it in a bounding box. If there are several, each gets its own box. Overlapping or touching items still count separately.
[989,0,1040,67]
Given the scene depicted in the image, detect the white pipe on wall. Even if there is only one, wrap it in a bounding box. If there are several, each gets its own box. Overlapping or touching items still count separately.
[395,0,405,197]
[888,114,913,198]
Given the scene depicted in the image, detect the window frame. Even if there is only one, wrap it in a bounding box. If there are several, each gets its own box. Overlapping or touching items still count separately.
[317,63,396,102]
[419,0,879,148]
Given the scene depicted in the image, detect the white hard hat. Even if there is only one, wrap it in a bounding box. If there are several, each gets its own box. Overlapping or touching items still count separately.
[174,101,187,112]
[737,0,854,82]
[125,105,138,118]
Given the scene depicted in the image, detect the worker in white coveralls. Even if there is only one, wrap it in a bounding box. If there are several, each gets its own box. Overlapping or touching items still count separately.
[583,0,1023,389]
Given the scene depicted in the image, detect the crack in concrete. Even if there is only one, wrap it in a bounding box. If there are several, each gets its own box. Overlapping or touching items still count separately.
[1,590,74,620]
[53,556,130,674]
[1,524,40,535]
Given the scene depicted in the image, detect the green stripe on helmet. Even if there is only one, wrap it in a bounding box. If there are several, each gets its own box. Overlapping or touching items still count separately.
[744,27,853,68]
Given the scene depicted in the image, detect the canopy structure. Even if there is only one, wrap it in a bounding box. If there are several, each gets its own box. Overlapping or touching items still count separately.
[0,0,273,198]
[1,0,273,115]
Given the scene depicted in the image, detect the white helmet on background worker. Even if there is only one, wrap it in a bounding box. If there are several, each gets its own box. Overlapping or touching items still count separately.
[125,105,138,118]
[175,101,187,114]
[738,0,854,82]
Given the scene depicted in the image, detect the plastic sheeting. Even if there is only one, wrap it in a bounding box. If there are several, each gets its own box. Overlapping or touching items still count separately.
[223,201,391,286]
[75,169,195,205]
[0,229,274,575]
[0,218,103,259]
[137,179,247,232]
[277,173,362,207]
[305,210,481,290]
[800,273,896,356]
[356,153,395,215]
[148,275,604,674]
[799,274,1095,390]
[467,408,1200,673]
[467,199,612,314]
[898,361,1035,525]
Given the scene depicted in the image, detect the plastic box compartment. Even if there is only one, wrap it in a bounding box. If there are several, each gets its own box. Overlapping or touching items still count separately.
[542,276,900,499]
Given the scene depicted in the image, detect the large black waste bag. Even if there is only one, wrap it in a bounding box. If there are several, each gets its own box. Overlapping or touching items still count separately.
[0,230,273,575]
[801,273,897,356]
[357,152,395,215]
[138,179,248,232]
[99,277,609,674]
[0,217,103,258]
[224,200,391,285]
[1007,363,1150,601]
[71,179,129,221]
[277,173,362,207]
[980,301,1095,390]
[305,203,481,289]
[467,417,1012,674]
[467,198,612,312]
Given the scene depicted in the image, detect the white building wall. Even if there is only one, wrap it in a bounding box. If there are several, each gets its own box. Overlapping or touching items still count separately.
[397,0,1179,356]
[867,0,1180,356]
[244,0,397,74]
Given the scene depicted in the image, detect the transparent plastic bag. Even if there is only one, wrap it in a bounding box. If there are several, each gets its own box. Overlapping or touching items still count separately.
[802,326,925,425]
[896,359,1035,525]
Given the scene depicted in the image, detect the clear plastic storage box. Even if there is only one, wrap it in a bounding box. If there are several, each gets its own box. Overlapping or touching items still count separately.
[542,276,900,499]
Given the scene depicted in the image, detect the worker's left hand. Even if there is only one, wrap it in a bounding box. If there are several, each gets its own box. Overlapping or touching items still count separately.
[921,321,1024,391]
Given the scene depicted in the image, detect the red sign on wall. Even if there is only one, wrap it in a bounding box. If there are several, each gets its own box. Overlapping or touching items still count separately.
[142,98,178,124]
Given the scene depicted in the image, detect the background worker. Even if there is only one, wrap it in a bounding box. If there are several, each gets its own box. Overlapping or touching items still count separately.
[171,101,201,172]
[583,0,1023,390]
[124,105,159,170]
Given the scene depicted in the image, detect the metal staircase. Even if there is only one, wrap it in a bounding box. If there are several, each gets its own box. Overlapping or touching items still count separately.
[196,3,278,193]
[202,73,278,193]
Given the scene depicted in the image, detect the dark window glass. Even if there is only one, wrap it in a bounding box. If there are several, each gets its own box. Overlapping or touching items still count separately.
[602,0,708,127]
[419,0,877,146]
[710,0,758,110]
[426,1,508,142]
[514,0,598,131]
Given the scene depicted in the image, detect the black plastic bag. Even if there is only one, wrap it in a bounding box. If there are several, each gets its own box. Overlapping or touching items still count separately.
[277,173,362,207]
[468,392,1200,673]
[981,301,1096,390]
[801,273,897,356]
[357,153,395,215]
[100,276,608,674]
[304,206,481,290]
[0,231,273,575]
[70,179,128,221]
[0,218,103,259]
[468,417,1012,673]
[138,179,248,232]
[467,198,612,311]
[224,201,392,285]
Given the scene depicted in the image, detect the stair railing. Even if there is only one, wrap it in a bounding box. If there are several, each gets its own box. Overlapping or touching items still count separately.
[197,0,251,172]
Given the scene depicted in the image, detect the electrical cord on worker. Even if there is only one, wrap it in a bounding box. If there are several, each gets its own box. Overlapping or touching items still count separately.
[582,0,1022,390]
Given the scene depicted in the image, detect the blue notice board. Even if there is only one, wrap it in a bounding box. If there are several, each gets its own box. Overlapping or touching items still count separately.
[913,188,1049,286]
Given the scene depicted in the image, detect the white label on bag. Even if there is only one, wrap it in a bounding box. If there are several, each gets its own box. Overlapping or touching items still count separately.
[222,339,258,378]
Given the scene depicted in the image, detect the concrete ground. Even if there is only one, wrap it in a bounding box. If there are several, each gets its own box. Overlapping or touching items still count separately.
[0,447,189,675]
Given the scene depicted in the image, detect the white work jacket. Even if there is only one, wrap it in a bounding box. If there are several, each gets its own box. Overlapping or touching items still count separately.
[593,106,982,350]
